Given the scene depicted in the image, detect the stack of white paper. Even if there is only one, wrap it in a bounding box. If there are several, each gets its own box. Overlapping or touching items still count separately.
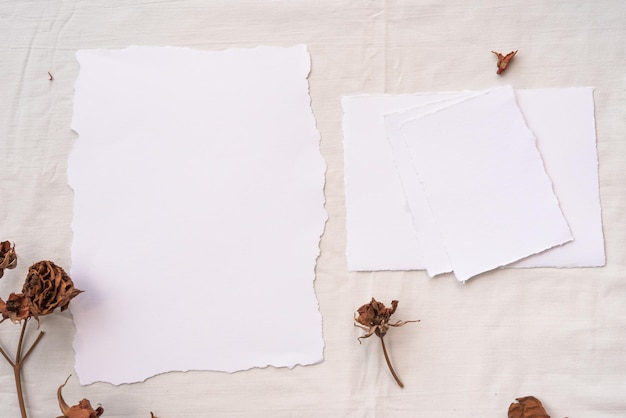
[342,86,604,281]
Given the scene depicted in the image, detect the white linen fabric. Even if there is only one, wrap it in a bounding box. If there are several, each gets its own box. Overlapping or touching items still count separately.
[0,1,625,417]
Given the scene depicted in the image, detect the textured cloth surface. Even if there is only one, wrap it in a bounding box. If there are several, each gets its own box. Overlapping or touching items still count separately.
[0,1,625,417]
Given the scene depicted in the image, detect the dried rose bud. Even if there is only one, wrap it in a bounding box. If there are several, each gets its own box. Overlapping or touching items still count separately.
[508,396,550,418]
[22,260,82,319]
[355,298,400,339]
[354,298,419,388]
[57,376,104,418]
[0,240,17,279]
[0,292,30,323]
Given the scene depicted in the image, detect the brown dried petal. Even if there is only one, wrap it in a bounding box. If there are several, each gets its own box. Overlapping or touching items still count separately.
[508,396,550,418]
[59,400,104,418]
[23,260,82,319]
[0,240,17,278]
[355,301,375,327]
[57,376,104,418]
[0,292,31,323]
[492,50,517,74]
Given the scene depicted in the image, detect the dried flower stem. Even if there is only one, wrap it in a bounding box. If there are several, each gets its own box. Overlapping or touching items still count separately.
[379,336,403,388]
[355,298,418,388]
[0,317,45,418]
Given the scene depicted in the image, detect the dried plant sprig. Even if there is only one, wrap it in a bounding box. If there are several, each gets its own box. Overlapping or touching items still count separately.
[0,240,18,278]
[0,252,82,418]
[491,50,517,74]
[354,298,419,388]
[57,375,104,418]
[508,396,550,418]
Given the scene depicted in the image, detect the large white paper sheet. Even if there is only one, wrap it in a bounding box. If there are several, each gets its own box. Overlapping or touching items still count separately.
[342,88,604,273]
[394,86,572,280]
[68,45,326,385]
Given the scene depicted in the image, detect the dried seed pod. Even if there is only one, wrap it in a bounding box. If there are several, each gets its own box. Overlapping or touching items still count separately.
[57,376,104,418]
[0,240,17,279]
[491,50,517,74]
[508,396,550,418]
[22,260,82,319]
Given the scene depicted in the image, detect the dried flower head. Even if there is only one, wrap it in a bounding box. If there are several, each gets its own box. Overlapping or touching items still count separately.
[491,50,517,74]
[354,298,418,388]
[23,260,82,320]
[355,298,416,341]
[508,396,550,418]
[0,240,17,279]
[0,292,30,323]
[57,376,104,418]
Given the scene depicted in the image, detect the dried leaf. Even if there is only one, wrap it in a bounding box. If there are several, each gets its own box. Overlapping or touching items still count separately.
[0,240,17,278]
[22,260,83,319]
[491,50,517,74]
[508,396,550,418]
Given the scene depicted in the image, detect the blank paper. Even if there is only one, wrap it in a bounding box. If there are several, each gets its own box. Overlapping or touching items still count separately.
[342,88,604,274]
[69,45,326,385]
[394,86,572,280]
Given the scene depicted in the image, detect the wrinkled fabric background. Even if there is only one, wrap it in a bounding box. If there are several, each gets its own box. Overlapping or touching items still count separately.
[1,1,625,417]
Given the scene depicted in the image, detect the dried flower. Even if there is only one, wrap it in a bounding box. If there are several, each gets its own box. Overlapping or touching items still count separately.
[0,292,30,323]
[355,298,416,341]
[0,245,84,418]
[0,240,17,279]
[23,261,82,320]
[491,50,517,74]
[57,376,104,418]
[354,298,418,387]
[508,396,550,418]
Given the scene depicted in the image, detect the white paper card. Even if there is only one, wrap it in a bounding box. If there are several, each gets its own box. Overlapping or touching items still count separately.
[342,88,604,273]
[511,87,605,267]
[342,93,462,271]
[383,92,486,276]
[394,86,572,280]
[69,45,326,385]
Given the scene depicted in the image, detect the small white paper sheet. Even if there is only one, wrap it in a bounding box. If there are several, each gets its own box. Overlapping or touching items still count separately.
[342,87,604,277]
[69,45,327,385]
[383,93,485,277]
[387,86,572,281]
